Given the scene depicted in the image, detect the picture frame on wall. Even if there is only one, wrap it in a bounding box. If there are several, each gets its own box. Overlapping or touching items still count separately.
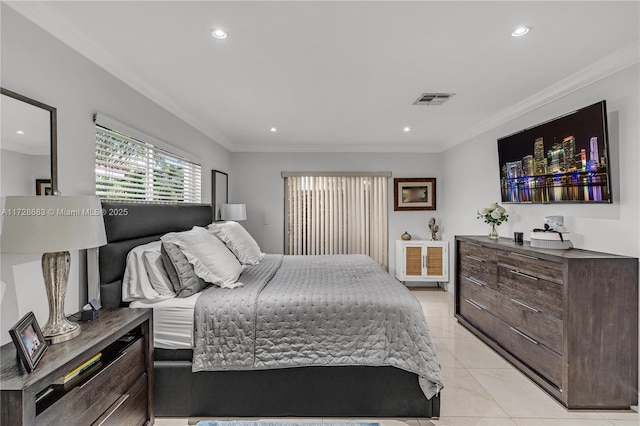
[211,170,228,221]
[35,179,52,195]
[394,178,437,211]
[9,311,48,373]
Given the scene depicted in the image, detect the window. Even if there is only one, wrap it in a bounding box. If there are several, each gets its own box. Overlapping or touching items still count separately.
[284,173,389,268]
[95,125,201,203]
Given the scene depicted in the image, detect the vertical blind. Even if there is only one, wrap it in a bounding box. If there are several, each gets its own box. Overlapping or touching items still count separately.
[95,125,201,203]
[285,175,388,268]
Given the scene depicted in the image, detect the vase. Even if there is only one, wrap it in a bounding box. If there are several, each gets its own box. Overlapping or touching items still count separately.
[488,223,499,240]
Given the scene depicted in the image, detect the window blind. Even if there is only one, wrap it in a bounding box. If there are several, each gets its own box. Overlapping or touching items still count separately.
[285,175,388,268]
[95,125,201,203]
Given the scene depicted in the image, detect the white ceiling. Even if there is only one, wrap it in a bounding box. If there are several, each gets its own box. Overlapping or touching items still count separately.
[7,1,640,153]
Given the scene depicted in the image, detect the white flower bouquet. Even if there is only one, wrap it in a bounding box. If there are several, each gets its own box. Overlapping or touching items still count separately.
[477,202,508,226]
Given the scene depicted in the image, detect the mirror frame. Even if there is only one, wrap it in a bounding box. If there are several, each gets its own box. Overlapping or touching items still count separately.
[1,87,58,194]
[211,169,228,221]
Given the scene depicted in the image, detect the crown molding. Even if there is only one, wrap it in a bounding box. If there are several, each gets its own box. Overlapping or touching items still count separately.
[443,40,640,151]
[5,1,235,152]
[232,142,442,153]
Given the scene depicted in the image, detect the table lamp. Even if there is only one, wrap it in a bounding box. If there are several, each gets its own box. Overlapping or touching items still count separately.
[1,196,107,343]
[221,203,247,221]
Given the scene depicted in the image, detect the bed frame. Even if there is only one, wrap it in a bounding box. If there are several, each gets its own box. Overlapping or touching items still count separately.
[98,202,440,418]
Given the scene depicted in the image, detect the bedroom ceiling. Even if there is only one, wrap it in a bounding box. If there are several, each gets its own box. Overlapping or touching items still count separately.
[6,1,639,153]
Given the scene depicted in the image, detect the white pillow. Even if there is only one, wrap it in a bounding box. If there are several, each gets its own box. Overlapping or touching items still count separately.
[208,221,265,265]
[161,227,244,289]
[142,250,176,297]
[122,241,173,302]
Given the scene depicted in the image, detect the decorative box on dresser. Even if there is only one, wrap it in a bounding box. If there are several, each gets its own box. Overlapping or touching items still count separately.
[1,308,154,425]
[455,235,638,409]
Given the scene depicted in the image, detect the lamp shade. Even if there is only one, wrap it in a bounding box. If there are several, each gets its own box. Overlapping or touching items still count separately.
[221,203,247,221]
[1,196,107,253]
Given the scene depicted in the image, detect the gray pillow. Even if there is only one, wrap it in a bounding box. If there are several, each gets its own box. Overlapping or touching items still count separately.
[160,242,208,298]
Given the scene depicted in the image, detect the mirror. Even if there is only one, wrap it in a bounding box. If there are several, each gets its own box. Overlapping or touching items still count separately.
[1,88,57,198]
[211,170,228,221]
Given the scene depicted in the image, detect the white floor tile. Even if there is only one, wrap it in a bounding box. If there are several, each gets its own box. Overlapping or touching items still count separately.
[438,335,512,369]
[439,367,510,418]
[431,338,465,368]
[608,421,640,426]
[512,419,614,425]
[468,369,602,420]
[598,411,640,420]
[155,418,190,426]
[327,418,419,426]
[430,417,517,425]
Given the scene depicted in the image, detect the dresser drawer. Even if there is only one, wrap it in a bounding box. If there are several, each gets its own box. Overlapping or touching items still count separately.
[460,260,498,289]
[496,322,563,388]
[460,276,500,314]
[92,373,148,426]
[459,296,501,337]
[460,241,497,263]
[37,338,146,426]
[497,266,563,320]
[497,250,564,284]
[494,293,563,355]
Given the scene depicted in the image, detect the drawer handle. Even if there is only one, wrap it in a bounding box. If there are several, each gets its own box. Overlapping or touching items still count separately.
[466,255,485,263]
[511,298,540,312]
[511,252,539,261]
[466,276,486,287]
[510,269,539,281]
[464,298,485,311]
[80,351,127,389]
[510,327,539,345]
[95,394,130,426]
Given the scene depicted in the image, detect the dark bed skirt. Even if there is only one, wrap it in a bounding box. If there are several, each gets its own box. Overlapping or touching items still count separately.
[154,355,440,418]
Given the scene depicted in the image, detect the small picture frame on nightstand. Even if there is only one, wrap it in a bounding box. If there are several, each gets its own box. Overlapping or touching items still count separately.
[9,312,48,373]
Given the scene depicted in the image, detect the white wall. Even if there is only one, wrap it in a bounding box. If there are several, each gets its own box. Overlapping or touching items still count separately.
[441,64,639,263]
[230,152,443,281]
[0,150,49,197]
[0,6,230,344]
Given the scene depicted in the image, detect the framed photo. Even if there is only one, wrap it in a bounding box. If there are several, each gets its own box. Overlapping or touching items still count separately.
[9,312,48,372]
[394,178,437,211]
[211,170,228,221]
[36,179,52,195]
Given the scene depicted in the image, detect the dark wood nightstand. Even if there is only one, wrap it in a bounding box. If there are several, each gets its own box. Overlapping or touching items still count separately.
[1,308,154,425]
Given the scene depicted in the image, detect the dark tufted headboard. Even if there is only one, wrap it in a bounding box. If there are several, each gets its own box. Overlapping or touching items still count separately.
[99,202,213,308]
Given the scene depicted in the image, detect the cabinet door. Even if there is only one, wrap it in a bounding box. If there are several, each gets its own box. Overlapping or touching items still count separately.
[404,245,424,277]
[424,243,449,281]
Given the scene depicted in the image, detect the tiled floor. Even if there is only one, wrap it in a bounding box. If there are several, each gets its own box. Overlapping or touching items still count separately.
[155,289,639,426]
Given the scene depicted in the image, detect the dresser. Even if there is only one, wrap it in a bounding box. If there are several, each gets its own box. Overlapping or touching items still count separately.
[1,308,153,425]
[395,240,449,282]
[455,236,638,409]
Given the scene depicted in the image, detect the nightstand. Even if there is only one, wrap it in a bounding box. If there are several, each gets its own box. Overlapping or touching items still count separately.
[1,308,154,425]
[395,240,449,282]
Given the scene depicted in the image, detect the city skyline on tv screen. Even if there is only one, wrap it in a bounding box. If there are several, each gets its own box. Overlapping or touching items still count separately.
[497,101,611,203]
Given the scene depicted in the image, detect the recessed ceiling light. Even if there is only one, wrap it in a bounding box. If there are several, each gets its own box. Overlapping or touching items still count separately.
[16,130,24,134]
[403,126,411,133]
[270,127,277,133]
[211,29,227,39]
[511,26,531,37]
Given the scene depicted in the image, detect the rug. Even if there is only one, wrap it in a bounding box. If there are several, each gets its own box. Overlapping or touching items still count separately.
[195,422,379,426]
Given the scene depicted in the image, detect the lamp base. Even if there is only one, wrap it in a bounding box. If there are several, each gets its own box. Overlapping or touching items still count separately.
[42,251,81,344]
[45,320,80,344]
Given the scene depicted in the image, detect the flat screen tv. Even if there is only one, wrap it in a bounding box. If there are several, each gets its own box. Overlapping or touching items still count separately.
[498,101,611,204]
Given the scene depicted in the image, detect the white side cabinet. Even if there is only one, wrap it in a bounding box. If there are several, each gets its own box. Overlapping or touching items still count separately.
[395,240,449,282]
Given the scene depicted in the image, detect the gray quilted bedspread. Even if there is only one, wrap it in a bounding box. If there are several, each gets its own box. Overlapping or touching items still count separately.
[192,254,443,399]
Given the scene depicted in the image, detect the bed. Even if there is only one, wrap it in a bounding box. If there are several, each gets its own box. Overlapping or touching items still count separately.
[98,202,442,418]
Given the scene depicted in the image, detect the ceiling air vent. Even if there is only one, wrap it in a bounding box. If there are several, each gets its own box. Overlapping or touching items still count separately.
[412,93,455,106]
